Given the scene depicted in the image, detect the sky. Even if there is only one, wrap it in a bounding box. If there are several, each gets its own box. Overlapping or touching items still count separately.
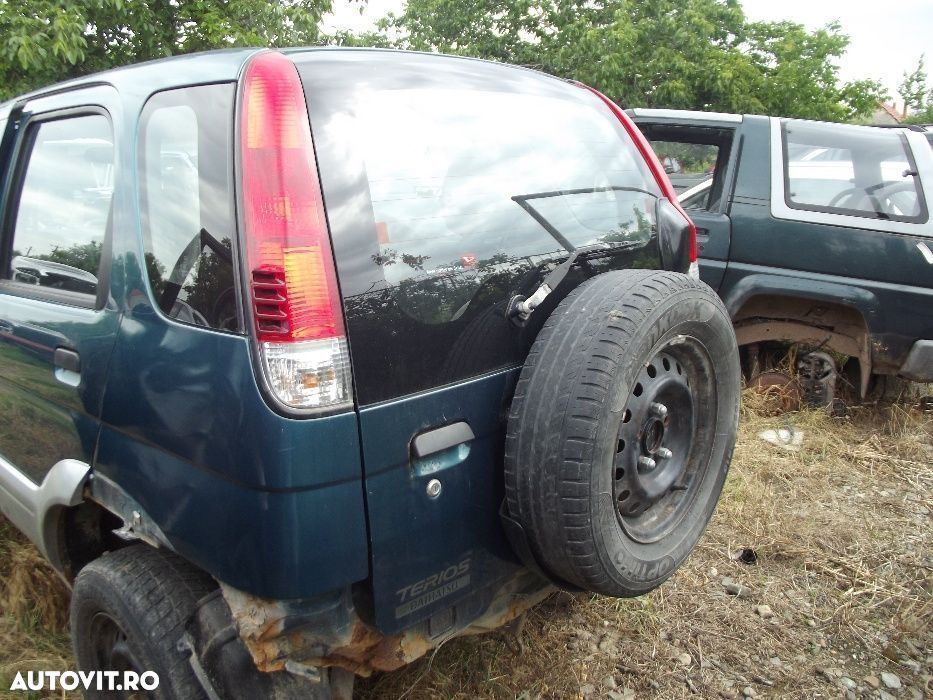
[321,0,933,105]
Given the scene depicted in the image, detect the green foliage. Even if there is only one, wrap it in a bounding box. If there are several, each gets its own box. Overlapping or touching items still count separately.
[383,0,886,122]
[0,0,333,101]
[899,55,928,113]
[0,0,891,125]
[899,55,933,124]
[34,240,101,275]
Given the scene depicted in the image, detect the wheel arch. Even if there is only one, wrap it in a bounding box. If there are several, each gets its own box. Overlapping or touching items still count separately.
[0,457,91,578]
[729,286,874,395]
[0,455,176,582]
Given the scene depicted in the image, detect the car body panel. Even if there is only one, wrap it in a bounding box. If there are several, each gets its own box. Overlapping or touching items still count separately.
[0,86,123,488]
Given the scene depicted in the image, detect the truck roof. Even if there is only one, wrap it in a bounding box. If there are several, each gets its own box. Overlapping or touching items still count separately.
[629,108,743,124]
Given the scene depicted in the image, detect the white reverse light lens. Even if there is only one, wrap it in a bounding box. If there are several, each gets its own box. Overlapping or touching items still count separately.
[261,337,352,410]
[687,261,700,280]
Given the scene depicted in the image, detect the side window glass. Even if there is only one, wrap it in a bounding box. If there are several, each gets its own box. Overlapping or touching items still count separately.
[783,120,927,223]
[6,114,114,302]
[649,139,719,210]
[139,84,239,332]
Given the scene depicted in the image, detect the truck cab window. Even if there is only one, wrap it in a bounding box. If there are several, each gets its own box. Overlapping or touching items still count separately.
[782,120,927,223]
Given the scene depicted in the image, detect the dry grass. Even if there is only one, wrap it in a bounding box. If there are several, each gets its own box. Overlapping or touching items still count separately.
[1,393,930,699]
[0,519,73,699]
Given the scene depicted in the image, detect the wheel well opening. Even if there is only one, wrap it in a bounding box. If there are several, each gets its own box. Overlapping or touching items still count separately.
[732,295,871,396]
[56,501,126,580]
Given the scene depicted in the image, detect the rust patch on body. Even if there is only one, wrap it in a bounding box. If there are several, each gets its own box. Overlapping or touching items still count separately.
[221,571,553,677]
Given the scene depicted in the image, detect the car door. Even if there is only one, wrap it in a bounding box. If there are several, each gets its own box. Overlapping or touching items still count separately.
[299,51,670,634]
[0,86,123,486]
[634,117,740,290]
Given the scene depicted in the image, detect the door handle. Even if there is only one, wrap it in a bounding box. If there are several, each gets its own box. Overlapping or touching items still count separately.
[54,347,81,373]
[412,421,475,458]
[695,227,711,241]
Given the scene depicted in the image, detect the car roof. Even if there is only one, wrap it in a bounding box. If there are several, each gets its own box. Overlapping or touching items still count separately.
[1,47,570,110]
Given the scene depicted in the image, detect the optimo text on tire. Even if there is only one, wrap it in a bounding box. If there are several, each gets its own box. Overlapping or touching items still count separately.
[504,270,740,597]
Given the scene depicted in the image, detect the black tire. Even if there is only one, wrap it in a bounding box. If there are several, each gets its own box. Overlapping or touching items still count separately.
[504,270,740,597]
[71,544,217,700]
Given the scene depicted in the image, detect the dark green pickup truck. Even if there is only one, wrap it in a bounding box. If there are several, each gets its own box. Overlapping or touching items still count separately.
[632,109,933,403]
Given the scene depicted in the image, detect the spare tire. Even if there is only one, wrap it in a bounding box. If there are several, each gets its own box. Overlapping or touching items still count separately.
[504,270,739,597]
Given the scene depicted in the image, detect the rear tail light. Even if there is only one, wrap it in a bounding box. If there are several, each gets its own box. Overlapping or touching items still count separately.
[239,51,351,411]
[578,84,699,268]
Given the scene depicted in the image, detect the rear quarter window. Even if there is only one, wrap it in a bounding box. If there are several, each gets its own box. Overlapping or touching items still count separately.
[138,83,240,332]
[781,120,927,224]
[299,53,662,403]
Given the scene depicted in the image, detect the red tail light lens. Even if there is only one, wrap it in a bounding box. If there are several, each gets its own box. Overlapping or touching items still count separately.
[240,51,351,410]
[579,84,699,266]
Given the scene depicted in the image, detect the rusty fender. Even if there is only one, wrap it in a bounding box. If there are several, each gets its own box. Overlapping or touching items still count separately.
[221,570,554,677]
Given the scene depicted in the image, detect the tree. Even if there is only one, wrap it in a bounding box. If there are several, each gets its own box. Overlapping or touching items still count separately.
[0,0,334,101]
[743,20,886,122]
[898,55,933,124]
[382,0,886,122]
[39,240,102,275]
[899,55,928,113]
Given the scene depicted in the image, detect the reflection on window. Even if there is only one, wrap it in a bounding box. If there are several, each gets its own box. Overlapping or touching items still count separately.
[783,120,926,223]
[650,140,719,201]
[8,115,113,298]
[352,89,660,322]
[139,85,238,331]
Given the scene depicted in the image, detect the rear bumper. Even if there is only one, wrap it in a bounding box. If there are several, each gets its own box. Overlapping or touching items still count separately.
[898,340,933,382]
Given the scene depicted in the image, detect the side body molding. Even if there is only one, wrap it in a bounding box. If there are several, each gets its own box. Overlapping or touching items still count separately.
[0,456,90,572]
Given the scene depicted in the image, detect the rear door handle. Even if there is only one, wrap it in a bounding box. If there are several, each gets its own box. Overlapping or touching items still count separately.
[54,347,81,373]
[412,421,475,458]
[53,347,82,387]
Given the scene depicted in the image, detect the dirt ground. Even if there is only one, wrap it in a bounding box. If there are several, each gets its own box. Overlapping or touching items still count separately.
[1,392,930,700]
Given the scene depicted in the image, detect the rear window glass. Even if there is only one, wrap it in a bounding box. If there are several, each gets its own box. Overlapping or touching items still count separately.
[782,120,927,223]
[301,53,663,403]
[353,89,659,303]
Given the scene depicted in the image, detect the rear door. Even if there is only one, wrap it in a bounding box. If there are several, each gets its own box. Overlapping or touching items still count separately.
[298,50,668,633]
[634,116,740,290]
[0,87,122,485]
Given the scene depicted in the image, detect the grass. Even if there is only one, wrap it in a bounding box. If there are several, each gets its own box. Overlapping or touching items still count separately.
[1,392,930,699]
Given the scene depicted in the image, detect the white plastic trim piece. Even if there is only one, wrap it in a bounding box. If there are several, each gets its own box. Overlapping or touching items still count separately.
[631,108,742,124]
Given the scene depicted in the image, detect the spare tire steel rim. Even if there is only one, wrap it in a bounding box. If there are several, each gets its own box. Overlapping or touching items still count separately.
[612,339,715,544]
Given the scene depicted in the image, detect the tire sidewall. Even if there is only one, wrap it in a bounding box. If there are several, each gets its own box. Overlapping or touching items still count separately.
[72,562,186,700]
[586,288,740,594]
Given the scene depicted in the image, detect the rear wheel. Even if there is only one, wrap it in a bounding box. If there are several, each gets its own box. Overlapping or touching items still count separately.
[71,545,216,700]
[504,270,740,596]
